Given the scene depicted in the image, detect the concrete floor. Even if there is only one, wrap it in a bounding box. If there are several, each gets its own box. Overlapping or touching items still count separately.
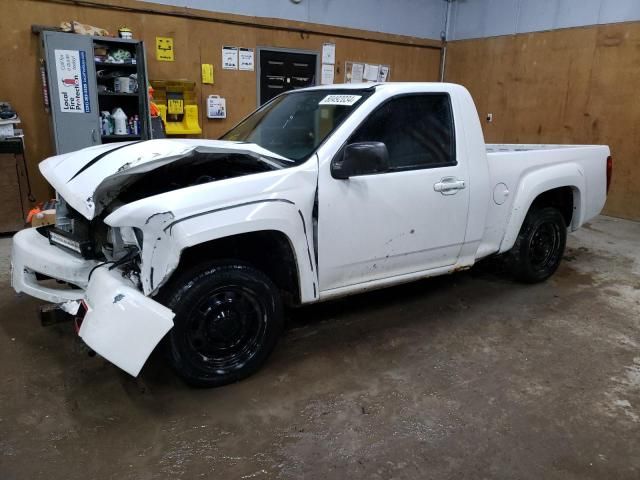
[1,215,639,479]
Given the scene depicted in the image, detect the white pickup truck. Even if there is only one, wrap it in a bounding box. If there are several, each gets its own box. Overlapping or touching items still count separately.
[12,83,612,387]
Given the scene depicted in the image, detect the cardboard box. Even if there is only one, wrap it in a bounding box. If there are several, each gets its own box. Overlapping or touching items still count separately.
[31,210,56,227]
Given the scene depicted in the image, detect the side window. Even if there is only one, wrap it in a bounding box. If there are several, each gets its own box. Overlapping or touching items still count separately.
[349,94,456,171]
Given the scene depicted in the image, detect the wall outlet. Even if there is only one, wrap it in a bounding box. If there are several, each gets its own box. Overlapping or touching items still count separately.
[487,113,493,123]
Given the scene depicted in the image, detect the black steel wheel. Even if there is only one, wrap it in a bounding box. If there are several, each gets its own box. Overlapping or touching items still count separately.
[508,207,567,283]
[160,262,283,387]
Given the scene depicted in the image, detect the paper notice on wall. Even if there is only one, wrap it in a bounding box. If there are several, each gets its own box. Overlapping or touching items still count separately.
[363,63,380,82]
[222,46,238,70]
[378,65,390,82]
[351,63,364,83]
[239,48,254,71]
[321,64,335,85]
[322,43,336,64]
[54,49,91,113]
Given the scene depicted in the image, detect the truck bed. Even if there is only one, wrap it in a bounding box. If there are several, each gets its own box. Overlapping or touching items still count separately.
[486,144,601,153]
[480,143,609,257]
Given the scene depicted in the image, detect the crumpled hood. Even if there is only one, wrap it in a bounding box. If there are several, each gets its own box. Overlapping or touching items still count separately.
[39,139,290,219]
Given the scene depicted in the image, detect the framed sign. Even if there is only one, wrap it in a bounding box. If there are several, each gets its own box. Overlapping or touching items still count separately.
[54,49,91,113]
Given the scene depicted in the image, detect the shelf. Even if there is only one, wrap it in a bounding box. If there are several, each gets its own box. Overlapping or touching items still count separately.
[101,134,141,141]
[95,61,138,68]
[93,36,141,45]
[45,32,150,153]
[98,92,140,97]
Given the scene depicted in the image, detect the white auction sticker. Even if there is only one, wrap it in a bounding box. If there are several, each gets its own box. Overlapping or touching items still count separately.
[319,94,362,106]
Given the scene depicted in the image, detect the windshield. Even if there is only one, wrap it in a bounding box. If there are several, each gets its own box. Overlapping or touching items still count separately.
[221,89,373,162]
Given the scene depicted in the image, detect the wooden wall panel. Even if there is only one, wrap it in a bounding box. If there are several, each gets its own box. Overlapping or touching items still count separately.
[445,24,640,221]
[0,154,27,233]
[0,0,441,203]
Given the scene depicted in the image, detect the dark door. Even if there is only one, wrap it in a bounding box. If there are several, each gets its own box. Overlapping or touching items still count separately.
[259,49,317,105]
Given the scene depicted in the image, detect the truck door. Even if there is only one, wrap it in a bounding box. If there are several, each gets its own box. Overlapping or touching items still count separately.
[317,93,470,292]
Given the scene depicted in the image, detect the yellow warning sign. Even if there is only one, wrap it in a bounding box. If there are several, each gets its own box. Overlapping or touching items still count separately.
[156,37,174,61]
[167,98,184,115]
[201,63,214,84]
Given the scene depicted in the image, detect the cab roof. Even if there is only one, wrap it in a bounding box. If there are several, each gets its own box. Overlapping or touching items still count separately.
[299,82,460,92]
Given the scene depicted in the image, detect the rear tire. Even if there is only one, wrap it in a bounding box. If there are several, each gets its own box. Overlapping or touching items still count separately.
[507,207,567,283]
[160,261,283,387]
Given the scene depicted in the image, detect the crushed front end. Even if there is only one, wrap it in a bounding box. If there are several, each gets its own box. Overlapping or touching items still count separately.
[10,138,293,377]
[11,195,174,376]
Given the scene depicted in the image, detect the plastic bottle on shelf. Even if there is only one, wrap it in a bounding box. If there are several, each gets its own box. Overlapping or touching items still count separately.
[112,107,128,135]
[101,111,112,136]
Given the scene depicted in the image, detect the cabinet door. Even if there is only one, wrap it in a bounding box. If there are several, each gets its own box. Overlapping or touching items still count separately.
[43,32,101,154]
[134,41,151,140]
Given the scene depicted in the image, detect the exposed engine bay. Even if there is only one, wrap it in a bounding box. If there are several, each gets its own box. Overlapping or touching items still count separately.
[48,151,282,270]
[117,151,280,203]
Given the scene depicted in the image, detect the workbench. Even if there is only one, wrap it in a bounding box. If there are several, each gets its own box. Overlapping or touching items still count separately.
[0,135,32,233]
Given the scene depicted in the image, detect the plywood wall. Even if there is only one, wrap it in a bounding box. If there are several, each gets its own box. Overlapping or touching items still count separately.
[445,23,640,221]
[0,0,442,203]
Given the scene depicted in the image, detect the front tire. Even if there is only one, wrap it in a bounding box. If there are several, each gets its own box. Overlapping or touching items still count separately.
[507,207,567,283]
[161,262,283,387]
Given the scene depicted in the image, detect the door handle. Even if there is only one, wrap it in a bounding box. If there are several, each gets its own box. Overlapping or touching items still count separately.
[434,177,466,195]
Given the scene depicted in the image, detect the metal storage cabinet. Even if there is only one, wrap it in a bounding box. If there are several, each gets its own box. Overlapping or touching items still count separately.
[41,31,151,154]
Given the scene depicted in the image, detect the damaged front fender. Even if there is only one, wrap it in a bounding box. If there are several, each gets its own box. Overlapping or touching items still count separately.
[104,156,319,301]
[102,208,180,296]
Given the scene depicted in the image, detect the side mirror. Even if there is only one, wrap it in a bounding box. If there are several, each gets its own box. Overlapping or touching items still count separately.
[331,142,389,179]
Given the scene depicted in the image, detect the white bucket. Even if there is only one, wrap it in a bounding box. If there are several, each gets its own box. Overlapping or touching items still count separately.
[114,77,134,93]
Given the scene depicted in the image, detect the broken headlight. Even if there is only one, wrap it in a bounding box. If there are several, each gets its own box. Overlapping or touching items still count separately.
[104,227,143,261]
[48,196,96,258]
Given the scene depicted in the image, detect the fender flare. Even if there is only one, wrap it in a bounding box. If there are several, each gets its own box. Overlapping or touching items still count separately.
[499,163,585,253]
[139,200,318,303]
